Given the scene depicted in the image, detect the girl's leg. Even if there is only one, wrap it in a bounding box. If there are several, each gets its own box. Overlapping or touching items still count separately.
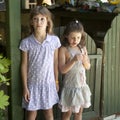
[26,110,37,120]
[62,110,72,120]
[43,108,54,120]
[74,108,83,120]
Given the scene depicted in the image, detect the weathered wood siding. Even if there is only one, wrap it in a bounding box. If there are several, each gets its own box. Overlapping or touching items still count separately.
[103,14,120,117]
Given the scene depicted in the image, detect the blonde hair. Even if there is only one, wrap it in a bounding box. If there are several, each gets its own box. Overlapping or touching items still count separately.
[30,6,54,34]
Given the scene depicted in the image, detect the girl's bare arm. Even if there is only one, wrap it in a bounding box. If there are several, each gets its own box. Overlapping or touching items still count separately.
[21,51,30,102]
[54,48,59,91]
[58,46,76,74]
[82,47,91,70]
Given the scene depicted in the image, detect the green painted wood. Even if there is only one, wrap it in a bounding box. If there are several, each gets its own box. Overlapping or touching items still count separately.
[103,14,120,117]
[115,16,120,112]
[21,0,26,9]
[6,1,24,120]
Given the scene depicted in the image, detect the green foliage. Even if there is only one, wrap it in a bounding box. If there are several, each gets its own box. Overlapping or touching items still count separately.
[0,55,10,86]
[0,109,6,120]
[0,91,9,110]
[0,54,10,110]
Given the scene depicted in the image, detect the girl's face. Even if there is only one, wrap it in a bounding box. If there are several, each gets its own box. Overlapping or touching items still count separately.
[67,31,82,47]
[31,14,48,32]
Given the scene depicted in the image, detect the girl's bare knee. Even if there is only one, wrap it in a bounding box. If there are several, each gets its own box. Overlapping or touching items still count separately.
[43,109,54,120]
[62,110,72,120]
[74,108,83,120]
[27,110,37,120]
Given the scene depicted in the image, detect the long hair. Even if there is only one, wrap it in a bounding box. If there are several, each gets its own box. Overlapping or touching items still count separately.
[61,20,86,48]
[30,6,54,34]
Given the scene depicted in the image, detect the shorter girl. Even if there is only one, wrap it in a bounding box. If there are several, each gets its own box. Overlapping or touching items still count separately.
[58,20,91,120]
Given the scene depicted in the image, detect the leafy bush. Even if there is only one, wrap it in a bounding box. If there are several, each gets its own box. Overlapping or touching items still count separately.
[0,109,7,120]
[0,54,10,110]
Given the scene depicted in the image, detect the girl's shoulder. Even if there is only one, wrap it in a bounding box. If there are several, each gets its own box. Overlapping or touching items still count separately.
[59,46,67,51]
[59,46,71,61]
[20,35,33,46]
[19,35,33,49]
[59,46,69,54]
[47,34,60,43]
[19,36,31,51]
[47,34,61,49]
[48,34,60,41]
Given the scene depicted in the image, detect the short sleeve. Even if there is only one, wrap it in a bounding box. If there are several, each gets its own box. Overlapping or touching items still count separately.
[19,39,29,52]
[53,36,61,49]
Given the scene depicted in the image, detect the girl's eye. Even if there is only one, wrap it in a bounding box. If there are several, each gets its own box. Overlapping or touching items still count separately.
[41,18,44,21]
[33,18,38,21]
[33,17,45,22]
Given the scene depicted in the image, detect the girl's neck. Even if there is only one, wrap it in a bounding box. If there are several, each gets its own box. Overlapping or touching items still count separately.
[69,46,78,49]
[34,32,47,43]
[69,46,82,52]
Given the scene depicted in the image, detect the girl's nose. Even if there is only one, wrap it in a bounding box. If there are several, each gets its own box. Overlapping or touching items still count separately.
[33,18,42,23]
[37,18,41,23]
[74,38,77,41]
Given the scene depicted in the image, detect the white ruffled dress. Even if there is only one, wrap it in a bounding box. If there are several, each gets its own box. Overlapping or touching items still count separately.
[59,47,91,113]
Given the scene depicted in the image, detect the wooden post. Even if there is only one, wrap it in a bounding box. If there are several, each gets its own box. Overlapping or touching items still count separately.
[6,0,24,120]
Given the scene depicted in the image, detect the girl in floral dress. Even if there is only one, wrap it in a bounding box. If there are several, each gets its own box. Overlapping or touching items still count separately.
[19,6,61,120]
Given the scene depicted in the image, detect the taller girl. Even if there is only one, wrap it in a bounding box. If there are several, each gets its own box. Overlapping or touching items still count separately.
[19,6,61,120]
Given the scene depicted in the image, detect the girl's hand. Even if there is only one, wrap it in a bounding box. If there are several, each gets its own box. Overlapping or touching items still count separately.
[55,80,59,92]
[72,54,83,62]
[23,88,30,102]
[82,54,90,69]
[82,54,87,60]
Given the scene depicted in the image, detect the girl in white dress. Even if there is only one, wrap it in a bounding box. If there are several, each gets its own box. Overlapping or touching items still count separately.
[19,6,61,120]
[58,20,91,120]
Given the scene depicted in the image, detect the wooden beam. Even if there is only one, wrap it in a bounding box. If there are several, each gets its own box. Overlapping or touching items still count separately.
[6,0,24,120]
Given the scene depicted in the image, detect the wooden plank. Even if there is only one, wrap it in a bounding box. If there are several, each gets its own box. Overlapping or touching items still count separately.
[94,48,102,115]
[116,15,120,112]
[104,27,112,115]
[103,14,120,117]
[6,0,24,120]
[87,35,96,112]
[113,17,117,113]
